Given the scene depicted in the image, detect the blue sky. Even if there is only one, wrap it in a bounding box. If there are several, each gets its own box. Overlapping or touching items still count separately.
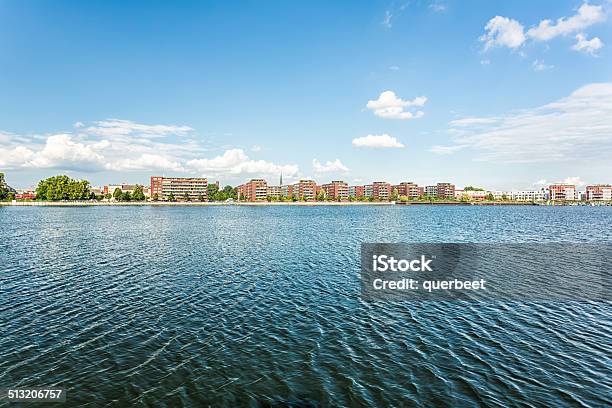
[1,0,611,189]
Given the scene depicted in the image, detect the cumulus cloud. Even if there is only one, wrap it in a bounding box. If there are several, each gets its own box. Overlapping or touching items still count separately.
[527,3,606,41]
[312,159,349,174]
[435,82,612,162]
[352,134,405,148]
[562,176,585,186]
[480,16,526,50]
[481,3,607,53]
[187,149,298,178]
[572,33,604,55]
[366,91,426,120]
[0,120,297,181]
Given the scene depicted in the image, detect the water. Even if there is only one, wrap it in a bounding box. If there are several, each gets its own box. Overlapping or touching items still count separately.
[1,205,611,407]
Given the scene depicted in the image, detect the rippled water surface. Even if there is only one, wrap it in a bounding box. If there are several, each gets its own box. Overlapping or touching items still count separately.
[1,205,611,407]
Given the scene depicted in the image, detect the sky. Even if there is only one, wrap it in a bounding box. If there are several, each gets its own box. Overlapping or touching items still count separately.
[1,0,611,190]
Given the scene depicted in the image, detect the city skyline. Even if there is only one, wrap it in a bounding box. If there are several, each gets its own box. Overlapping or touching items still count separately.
[1,1,611,189]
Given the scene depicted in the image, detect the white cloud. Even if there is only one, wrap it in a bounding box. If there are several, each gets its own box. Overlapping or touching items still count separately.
[429,2,447,13]
[449,117,499,127]
[187,149,298,178]
[312,158,349,174]
[108,154,185,172]
[86,119,193,139]
[480,59,491,65]
[352,134,405,148]
[73,121,85,129]
[438,82,612,163]
[480,16,526,50]
[532,59,554,71]
[251,145,262,152]
[430,145,467,155]
[366,91,426,120]
[572,33,604,55]
[25,134,106,170]
[562,176,585,186]
[389,65,400,71]
[534,179,548,186]
[527,3,606,41]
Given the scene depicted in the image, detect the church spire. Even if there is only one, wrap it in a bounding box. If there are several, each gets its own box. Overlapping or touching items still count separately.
[280,173,283,186]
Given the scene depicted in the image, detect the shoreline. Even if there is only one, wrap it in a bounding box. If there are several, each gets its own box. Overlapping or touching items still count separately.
[1,200,605,207]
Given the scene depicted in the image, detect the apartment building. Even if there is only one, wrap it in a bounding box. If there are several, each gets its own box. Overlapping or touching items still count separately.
[424,185,437,197]
[321,181,349,201]
[372,182,391,201]
[394,182,422,198]
[267,185,282,199]
[281,184,293,198]
[150,176,208,200]
[349,185,365,198]
[548,184,576,201]
[292,179,317,201]
[238,179,268,201]
[364,185,373,198]
[436,183,455,200]
[585,184,612,201]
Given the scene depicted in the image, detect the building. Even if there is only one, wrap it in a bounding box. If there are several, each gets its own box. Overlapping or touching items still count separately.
[455,189,487,200]
[267,185,282,199]
[281,184,293,198]
[511,190,546,201]
[104,183,138,195]
[321,181,349,201]
[15,190,36,200]
[349,185,365,198]
[424,185,437,197]
[364,185,373,198]
[292,179,317,201]
[585,184,612,201]
[238,179,268,201]
[150,176,208,200]
[548,184,576,201]
[372,182,391,201]
[436,183,455,200]
[394,182,421,199]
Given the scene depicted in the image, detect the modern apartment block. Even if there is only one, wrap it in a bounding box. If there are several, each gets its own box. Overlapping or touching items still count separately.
[394,182,422,199]
[585,184,612,201]
[424,185,437,197]
[548,184,576,201]
[372,182,391,201]
[436,183,455,199]
[322,181,349,201]
[150,176,208,200]
[292,179,317,201]
[349,185,365,198]
[238,179,268,201]
[267,185,282,199]
[490,190,546,201]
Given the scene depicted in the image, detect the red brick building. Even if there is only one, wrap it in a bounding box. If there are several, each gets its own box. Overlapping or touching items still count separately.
[292,180,317,201]
[436,183,455,200]
[372,182,392,201]
[585,184,612,201]
[548,184,576,201]
[394,182,422,199]
[238,179,268,201]
[321,181,349,201]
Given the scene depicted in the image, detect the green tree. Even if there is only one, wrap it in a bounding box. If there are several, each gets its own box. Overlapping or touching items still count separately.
[0,172,9,200]
[113,187,123,201]
[207,184,219,201]
[104,193,112,200]
[122,191,132,201]
[391,188,399,202]
[486,192,494,201]
[168,192,176,202]
[183,192,191,201]
[36,175,90,201]
[464,186,484,191]
[152,193,159,201]
[316,190,326,201]
[131,185,146,201]
[197,193,204,201]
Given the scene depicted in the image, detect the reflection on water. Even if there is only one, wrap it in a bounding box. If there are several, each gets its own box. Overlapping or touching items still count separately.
[1,205,610,406]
